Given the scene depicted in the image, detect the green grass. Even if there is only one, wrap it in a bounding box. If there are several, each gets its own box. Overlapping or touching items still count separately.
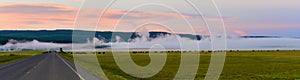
[0,50,44,65]
[59,51,300,80]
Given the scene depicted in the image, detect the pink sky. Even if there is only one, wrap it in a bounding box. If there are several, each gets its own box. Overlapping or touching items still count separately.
[0,2,299,37]
[0,3,215,34]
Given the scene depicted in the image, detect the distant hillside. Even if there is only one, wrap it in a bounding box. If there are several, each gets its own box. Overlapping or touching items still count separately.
[0,30,202,44]
[241,36,281,38]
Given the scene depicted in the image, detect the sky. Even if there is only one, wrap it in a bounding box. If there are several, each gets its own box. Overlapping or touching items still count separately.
[0,0,299,37]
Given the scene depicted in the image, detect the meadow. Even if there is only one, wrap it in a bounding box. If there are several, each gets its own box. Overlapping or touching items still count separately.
[60,50,300,80]
[0,50,44,65]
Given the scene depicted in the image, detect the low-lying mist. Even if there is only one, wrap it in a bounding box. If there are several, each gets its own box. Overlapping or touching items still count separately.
[1,32,299,52]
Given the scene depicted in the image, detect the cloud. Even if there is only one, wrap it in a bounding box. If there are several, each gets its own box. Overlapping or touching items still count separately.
[0,2,233,35]
[0,3,76,30]
[0,3,75,14]
[62,0,84,2]
[0,3,201,29]
[233,30,247,36]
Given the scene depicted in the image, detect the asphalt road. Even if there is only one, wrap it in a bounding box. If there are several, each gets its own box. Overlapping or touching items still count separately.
[0,52,100,80]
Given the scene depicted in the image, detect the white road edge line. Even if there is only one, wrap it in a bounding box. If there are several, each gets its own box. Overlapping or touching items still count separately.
[54,53,86,80]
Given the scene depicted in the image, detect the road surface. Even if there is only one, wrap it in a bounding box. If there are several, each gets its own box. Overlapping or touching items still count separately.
[0,52,100,80]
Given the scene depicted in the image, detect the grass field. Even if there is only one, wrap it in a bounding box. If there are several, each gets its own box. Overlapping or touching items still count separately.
[0,50,44,65]
[60,50,300,80]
